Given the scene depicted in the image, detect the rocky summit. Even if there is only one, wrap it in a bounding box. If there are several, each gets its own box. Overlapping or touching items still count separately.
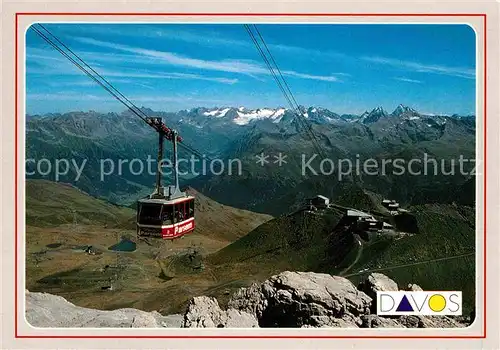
[26,272,469,329]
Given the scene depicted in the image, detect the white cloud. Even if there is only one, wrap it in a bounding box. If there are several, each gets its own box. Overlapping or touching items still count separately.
[283,70,341,82]
[42,78,155,90]
[75,37,267,74]
[27,55,238,85]
[119,26,351,65]
[52,24,249,49]
[362,56,475,79]
[57,24,345,61]
[74,37,344,83]
[28,92,112,101]
[27,92,230,106]
[393,77,423,84]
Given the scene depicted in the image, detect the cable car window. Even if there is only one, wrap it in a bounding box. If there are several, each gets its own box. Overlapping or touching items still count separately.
[188,199,195,218]
[181,202,185,222]
[138,203,162,225]
[174,202,184,223]
[176,202,182,223]
[162,204,174,225]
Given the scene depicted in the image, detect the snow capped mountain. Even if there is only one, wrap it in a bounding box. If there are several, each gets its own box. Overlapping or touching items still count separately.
[156,105,472,131]
[360,106,388,124]
[305,106,343,124]
[392,104,418,117]
[234,107,286,125]
[202,107,231,118]
[187,107,289,126]
[358,111,369,119]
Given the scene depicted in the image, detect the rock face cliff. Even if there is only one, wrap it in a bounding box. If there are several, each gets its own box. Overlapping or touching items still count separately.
[26,272,469,328]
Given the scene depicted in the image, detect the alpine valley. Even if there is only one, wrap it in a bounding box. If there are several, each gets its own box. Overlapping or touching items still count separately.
[27,104,475,212]
[25,104,477,324]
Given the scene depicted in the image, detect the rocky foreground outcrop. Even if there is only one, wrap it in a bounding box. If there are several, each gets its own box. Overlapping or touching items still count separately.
[26,272,470,328]
[26,290,183,328]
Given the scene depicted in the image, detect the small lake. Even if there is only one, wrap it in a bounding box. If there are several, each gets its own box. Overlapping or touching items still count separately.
[46,243,62,248]
[108,238,137,252]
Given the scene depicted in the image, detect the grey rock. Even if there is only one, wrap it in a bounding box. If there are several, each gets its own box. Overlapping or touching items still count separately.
[405,283,424,291]
[26,272,468,329]
[228,282,266,317]
[360,315,405,328]
[182,296,258,328]
[26,290,170,328]
[131,314,158,328]
[229,271,371,327]
[358,273,399,312]
[399,315,465,328]
[182,297,224,328]
[301,318,358,328]
[156,313,183,328]
[225,308,260,328]
[358,273,399,297]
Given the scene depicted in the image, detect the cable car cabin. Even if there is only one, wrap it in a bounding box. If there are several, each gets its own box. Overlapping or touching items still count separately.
[136,196,195,240]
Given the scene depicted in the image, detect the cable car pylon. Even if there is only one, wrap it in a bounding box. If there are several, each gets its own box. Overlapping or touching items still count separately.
[29,24,198,243]
[148,117,181,199]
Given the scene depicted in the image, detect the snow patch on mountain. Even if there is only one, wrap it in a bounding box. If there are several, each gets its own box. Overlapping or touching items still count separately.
[392,104,418,116]
[203,108,230,118]
[359,106,388,124]
[234,108,286,125]
[272,108,286,121]
[182,119,203,129]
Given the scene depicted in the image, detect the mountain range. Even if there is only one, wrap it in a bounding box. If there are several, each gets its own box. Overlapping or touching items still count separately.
[27,104,474,128]
[26,104,475,214]
[25,104,477,321]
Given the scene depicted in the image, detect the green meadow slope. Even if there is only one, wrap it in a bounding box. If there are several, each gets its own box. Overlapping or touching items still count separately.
[342,204,476,312]
[206,202,476,313]
[26,179,135,227]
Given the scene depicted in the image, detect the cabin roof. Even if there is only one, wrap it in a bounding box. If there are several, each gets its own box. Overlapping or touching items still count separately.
[138,195,195,205]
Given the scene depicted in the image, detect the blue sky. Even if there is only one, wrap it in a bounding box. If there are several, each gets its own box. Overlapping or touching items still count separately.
[26,23,476,115]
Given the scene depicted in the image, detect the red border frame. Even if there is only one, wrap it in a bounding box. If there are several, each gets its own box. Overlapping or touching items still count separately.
[15,12,487,339]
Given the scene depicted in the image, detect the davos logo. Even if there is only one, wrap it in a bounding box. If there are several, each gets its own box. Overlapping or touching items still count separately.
[376,291,462,316]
